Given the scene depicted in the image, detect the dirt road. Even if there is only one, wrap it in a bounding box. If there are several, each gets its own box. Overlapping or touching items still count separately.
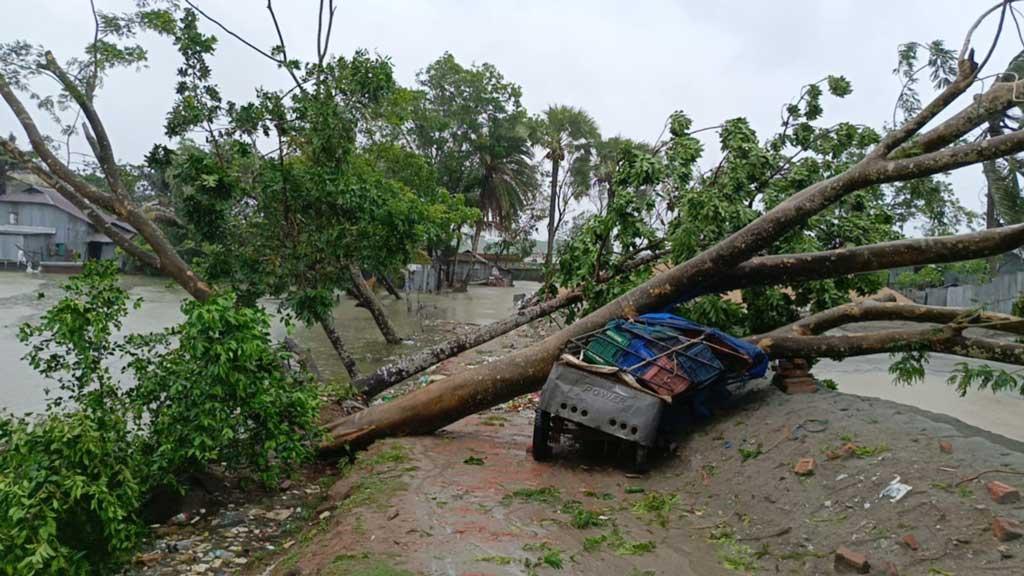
[257,384,1024,576]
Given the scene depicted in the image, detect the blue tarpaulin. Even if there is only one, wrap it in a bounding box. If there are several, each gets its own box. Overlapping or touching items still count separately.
[635,313,769,379]
[595,313,768,389]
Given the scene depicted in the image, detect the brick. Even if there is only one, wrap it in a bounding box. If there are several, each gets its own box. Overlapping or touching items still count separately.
[793,457,816,476]
[938,440,953,454]
[992,517,1023,542]
[776,376,818,394]
[776,367,811,378]
[834,546,871,574]
[900,533,920,551]
[986,481,1021,504]
[827,442,858,460]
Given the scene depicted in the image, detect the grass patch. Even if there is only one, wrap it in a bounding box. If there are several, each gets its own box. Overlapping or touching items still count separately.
[631,491,679,528]
[325,553,414,576]
[851,443,888,458]
[624,486,646,494]
[463,456,486,466]
[480,414,510,426]
[708,526,758,572]
[584,490,615,501]
[560,500,608,529]
[738,443,763,462]
[503,486,562,505]
[362,442,410,467]
[476,555,516,565]
[583,528,656,556]
[522,542,564,572]
[337,442,414,513]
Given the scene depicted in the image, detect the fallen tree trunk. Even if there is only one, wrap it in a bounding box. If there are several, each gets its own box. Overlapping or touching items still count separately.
[750,298,1024,364]
[353,222,1024,400]
[354,290,583,398]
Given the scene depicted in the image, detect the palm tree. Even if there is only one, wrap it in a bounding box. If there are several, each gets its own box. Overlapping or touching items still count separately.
[530,105,600,270]
[591,136,649,213]
[470,113,539,253]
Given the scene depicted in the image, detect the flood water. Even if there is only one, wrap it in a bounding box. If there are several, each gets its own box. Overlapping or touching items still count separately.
[1,272,1021,441]
[0,271,541,414]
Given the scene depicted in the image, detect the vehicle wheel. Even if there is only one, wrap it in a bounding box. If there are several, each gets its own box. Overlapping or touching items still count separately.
[633,445,649,474]
[532,409,552,462]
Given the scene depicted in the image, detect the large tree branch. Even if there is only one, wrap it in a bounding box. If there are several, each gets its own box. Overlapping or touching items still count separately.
[750,297,1024,366]
[0,74,118,210]
[0,72,212,300]
[711,222,1024,292]
[907,79,1024,155]
[354,289,582,399]
[751,328,1024,366]
[873,54,978,157]
[39,51,124,196]
[764,300,1024,338]
[353,223,1024,401]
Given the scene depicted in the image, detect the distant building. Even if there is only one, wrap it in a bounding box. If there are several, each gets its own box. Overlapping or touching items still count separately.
[0,171,135,268]
[449,251,514,287]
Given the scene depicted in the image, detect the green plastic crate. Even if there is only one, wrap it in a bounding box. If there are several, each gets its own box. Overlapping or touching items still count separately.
[582,328,630,366]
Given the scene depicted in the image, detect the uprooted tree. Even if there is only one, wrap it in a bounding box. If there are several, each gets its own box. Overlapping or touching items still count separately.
[4,1,1024,459]
[322,4,1024,449]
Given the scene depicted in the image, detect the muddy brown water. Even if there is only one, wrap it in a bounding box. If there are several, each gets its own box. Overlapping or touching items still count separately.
[1,271,1021,444]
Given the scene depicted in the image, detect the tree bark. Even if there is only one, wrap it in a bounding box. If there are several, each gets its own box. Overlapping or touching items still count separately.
[544,155,560,271]
[321,59,1024,452]
[348,263,402,345]
[319,316,359,380]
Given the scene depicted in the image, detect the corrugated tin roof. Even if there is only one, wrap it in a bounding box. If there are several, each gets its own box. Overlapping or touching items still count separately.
[1,173,136,234]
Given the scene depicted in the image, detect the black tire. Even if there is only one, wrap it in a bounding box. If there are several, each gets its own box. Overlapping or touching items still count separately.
[633,445,649,474]
[532,409,552,462]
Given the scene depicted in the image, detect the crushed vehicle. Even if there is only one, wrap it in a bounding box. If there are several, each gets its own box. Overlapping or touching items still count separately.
[532,313,769,472]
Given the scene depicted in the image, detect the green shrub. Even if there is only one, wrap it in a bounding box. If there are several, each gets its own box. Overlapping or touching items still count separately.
[0,411,145,574]
[1,261,321,574]
[131,292,322,486]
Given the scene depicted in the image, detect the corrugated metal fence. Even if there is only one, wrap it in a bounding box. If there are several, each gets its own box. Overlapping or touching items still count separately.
[901,271,1024,314]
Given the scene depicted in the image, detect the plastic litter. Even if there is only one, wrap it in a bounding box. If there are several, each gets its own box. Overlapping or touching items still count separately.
[879,475,912,502]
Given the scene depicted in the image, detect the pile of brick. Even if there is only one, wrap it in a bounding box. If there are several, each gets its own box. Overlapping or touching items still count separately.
[772,358,817,394]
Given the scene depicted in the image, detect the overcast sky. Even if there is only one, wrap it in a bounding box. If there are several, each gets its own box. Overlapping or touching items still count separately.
[1,1,1018,231]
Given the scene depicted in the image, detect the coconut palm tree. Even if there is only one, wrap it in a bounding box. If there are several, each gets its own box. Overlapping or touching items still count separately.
[530,105,600,270]
[469,113,540,253]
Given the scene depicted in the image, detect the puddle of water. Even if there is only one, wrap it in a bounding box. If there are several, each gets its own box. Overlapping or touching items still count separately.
[0,271,539,414]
